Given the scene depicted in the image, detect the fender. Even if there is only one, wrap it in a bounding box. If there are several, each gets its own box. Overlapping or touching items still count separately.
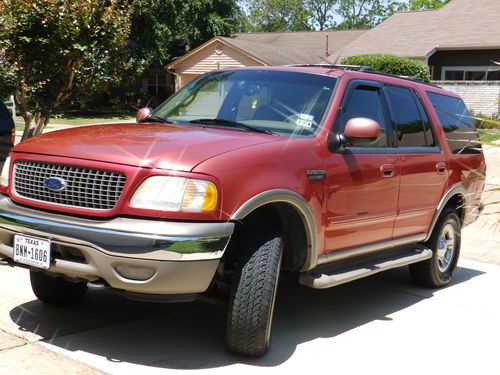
[425,184,467,242]
[230,189,319,271]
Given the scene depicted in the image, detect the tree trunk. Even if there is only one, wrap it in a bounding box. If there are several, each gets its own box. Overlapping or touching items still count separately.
[21,112,48,140]
[20,115,33,141]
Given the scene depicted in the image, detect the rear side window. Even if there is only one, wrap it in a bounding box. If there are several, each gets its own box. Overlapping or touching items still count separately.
[385,85,434,147]
[427,92,480,154]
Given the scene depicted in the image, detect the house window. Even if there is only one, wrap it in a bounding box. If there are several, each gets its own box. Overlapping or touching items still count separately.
[145,72,171,98]
[442,66,500,81]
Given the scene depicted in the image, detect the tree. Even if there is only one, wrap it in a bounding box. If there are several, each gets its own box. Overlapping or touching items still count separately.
[406,0,450,10]
[333,0,396,29]
[130,0,242,67]
[306,0,338,31]
[245,0,345,32]
[246,0,311,32]
[0,0,132,140]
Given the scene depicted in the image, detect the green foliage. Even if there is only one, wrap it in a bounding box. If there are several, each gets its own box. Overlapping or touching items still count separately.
[471,112,500,130]
[334,0,397,29]
[246,0,311,32]
[130,0,241,66]
[306,0,338,30]
[405,0,450,10]
[243,0,407,32]
[0,0,133,139]
[341,54,431,82]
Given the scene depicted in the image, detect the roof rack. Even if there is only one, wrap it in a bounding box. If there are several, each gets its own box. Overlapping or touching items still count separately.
[289,64,374,72]
[288,64,441,88]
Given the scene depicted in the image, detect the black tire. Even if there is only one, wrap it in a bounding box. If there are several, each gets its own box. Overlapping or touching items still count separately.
[410,208,461,288]
[225,228,283,357]
[30,271,87,305]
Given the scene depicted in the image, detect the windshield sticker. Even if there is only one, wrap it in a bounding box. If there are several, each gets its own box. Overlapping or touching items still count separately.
[296,113,314,128]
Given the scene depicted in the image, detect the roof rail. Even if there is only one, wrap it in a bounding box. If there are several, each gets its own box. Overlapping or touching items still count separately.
[288,64,441,88]
[288,64,374,72]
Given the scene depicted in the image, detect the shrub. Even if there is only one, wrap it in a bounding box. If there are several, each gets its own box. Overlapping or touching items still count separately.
[341,54,431,83]
[470,111,500,129]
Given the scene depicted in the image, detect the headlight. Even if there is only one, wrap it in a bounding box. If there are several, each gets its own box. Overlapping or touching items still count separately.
[130,176,217,212]
[0,156,11,187]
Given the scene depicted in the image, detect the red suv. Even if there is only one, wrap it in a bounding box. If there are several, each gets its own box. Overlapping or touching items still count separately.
[0,66,485,356]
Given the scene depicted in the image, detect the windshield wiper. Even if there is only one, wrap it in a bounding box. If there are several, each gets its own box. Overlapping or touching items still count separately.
[139,115,171,124]
[188,118,277,135]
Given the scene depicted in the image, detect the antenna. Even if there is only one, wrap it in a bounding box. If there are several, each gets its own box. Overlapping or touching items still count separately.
[325,35,330,57]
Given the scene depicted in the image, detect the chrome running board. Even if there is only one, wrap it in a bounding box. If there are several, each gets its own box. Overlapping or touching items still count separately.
[299,246,432,289]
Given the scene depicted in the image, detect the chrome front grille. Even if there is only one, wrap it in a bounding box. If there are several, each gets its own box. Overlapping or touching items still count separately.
[13,161,126,210]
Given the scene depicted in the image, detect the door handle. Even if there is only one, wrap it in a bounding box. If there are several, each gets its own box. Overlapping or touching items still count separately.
[436,162,447,175]
[380,164,395,178]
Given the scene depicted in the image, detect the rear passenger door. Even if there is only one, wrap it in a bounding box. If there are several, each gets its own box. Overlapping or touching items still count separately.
[383,85,447,239]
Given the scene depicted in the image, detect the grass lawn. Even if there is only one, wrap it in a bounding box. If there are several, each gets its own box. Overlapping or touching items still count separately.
[479,129,500,143]
[15,108,135,131]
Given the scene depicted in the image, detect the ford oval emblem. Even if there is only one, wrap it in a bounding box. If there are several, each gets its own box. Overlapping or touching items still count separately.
[43,177,67,192]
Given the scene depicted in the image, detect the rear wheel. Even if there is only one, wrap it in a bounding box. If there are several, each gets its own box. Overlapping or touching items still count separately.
[225,227,283,357]
[410,208,461,288]
[30,271,87,305]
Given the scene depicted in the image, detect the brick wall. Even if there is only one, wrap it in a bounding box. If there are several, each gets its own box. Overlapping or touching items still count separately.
[432,81,500,116]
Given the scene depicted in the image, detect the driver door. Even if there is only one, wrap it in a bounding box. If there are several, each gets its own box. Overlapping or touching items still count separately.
[324,80,400,253]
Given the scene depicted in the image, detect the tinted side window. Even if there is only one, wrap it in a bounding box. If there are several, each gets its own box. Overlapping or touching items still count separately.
[413,92,436,147]
[427,92,480,154]
[385,85,427,147]
[342,86,387,147]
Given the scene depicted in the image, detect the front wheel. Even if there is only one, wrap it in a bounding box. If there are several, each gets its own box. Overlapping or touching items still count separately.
[410,208,461,288]
[30,271,88,305]
[225,229,283,357]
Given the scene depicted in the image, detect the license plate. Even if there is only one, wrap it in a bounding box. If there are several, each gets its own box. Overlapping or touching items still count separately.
[13,234,51,270]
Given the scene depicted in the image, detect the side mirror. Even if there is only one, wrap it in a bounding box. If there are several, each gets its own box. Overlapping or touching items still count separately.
[344,117,381,146]
[136,107,153,123]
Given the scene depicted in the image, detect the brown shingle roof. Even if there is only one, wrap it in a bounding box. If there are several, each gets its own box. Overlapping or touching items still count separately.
[330,0,500,61]
[219,30,368,65]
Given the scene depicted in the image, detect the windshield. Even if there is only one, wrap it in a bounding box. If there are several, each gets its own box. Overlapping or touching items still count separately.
[153,70,337,136]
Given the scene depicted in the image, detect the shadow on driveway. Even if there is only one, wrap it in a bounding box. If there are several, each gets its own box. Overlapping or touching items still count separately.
[9,266,483,370]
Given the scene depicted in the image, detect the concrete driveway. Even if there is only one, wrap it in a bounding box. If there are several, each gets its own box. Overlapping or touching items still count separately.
[0,259,499,375]
[1,133,499,374]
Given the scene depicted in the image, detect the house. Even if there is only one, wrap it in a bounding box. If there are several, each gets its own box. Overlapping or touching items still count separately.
[330,0,500,81]
[329,0,500,115]
[166,30,366,90]
[167,0,500,115]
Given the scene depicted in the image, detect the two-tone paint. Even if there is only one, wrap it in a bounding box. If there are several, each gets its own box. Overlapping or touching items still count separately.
[1,67,486,277]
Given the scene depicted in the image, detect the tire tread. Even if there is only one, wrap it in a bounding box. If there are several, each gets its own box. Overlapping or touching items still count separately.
[226,231,283,357]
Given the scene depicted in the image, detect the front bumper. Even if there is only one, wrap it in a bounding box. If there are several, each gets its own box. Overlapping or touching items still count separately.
[0,195,234,294]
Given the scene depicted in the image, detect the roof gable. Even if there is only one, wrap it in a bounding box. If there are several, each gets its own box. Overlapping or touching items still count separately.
[168,30,367,69]
[167,37,268,70]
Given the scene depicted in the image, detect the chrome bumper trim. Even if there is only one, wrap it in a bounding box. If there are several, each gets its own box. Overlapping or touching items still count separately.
[0,195,234,261]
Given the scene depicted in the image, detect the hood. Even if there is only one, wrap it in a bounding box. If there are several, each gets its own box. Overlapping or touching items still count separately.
[13,123,278,171]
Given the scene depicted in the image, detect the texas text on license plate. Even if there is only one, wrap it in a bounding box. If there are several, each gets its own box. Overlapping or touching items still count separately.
[13,234,51,270]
